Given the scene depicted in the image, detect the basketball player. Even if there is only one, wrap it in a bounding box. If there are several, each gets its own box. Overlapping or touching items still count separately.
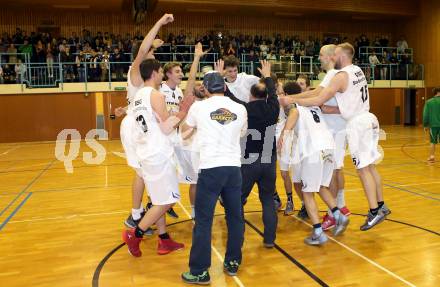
[122,58,194,257]
[159,61,198,218]
[290,43,390,231]
[278,85,349,245]
[274,81,293,214]
[316,45,351,230]
[175,43,209,218]
[282,81,309,218]
[273,74,313,217]
[223,55,260,103]
[118,14,173,232]
[423,87,440,163]
[293,75,312,218]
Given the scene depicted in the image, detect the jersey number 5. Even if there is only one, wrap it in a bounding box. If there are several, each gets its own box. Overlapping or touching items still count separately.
[360,85,369,103]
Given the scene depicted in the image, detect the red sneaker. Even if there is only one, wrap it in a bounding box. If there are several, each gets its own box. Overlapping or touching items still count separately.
[122,229,142,257]
[340,206,351,216]
[322,214,336,231]
[157,237,184,255]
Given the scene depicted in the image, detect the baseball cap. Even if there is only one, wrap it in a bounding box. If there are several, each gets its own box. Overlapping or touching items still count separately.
[202,71,225,94]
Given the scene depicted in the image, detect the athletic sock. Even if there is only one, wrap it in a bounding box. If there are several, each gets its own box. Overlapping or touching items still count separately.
[370,207,379,216]
[287,193,293,202]
[377,201,384,208]
[273,191,281,202]
[159,232,170,240]
[131,207,144,220]
[134,227,145,238]
[331,207,341,220]
[313,223,323,235]
[336,189,345,208]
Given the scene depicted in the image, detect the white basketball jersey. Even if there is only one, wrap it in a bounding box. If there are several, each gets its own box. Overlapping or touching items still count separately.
[335,64,370,121]
[319,69,338,91]
[320,69,346,132]
[126,66,144,110]
[275,107,287,139]
[292,105,335,161]
[160,82,184,114]
[131,87,174,164]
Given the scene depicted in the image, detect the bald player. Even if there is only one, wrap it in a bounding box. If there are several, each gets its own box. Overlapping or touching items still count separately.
[288,43,390,231]
[283,46,352,229]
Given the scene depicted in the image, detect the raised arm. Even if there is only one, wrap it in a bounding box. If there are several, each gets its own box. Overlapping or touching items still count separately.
[130,14,174,87]
[215,59,246,105]
[185,42,207,97]
[145,38,164,59]
[257,60,275,100]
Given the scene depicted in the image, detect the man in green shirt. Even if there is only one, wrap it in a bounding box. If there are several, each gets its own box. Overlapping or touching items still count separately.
[423,87,440,162]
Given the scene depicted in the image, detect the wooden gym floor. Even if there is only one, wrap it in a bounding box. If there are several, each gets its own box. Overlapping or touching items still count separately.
[0,125,438,287]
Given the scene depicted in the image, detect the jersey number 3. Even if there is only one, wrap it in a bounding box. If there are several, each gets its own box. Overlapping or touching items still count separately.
[360,85,369,103]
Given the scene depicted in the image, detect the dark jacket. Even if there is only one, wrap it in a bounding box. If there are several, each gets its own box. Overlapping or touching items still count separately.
[226,77,280,163]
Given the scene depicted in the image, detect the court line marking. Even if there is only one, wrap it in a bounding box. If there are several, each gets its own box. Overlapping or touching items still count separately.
[177,201,245,287]
[0,192,33,231]
[290,214,417,287]
[344,172,440,201]
[244,218,329,286]
[249,191,416,286]
[0,146,20,156]
[7,210,128,224]
[0,162,127,174]
[0,160,54,218]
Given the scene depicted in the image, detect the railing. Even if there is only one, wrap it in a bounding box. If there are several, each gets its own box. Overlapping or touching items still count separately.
[0,52,425,89]
[241,54,317,78]
[358,46,413,63]
[357,63,424,84]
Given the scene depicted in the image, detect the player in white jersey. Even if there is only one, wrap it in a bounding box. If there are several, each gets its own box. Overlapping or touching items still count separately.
[278,91,349,246]
[316,45,352,230]
[122,58,195,257]
[275,75,314,218]
[272,78,309,217]
[290,43,390,231]
[117,14,171,232]
[159,61,198,218]
[223,55,260,103]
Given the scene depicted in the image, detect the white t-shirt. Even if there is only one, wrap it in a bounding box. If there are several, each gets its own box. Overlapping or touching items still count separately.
[225,72,260,103]
[126,66,144,111]
[160,82,184,114]
[320,69,346,132]
[334,64,370,121]
[131,87,174,165]
[185,96,247,169]
[292,105,334,163]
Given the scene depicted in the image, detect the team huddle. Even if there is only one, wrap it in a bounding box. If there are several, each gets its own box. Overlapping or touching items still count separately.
[117,14,391,285]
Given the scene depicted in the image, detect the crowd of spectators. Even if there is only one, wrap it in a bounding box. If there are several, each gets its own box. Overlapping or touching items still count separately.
[0,27,414,84]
